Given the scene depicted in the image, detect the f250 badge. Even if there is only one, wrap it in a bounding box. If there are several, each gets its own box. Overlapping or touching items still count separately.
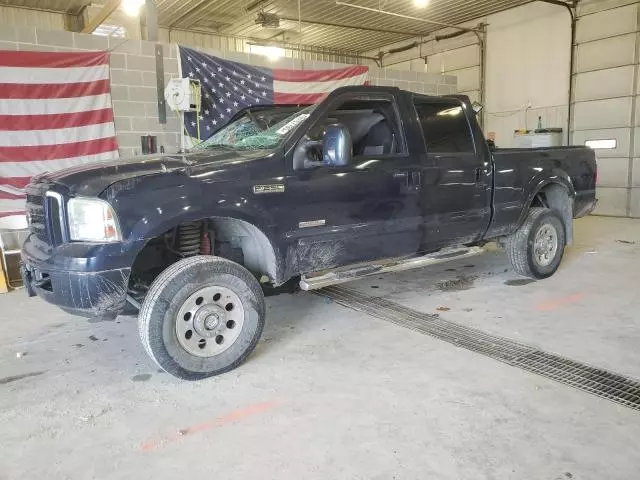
[253,184,285,194]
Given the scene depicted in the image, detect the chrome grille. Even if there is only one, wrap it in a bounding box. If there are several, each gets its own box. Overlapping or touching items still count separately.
[25,191,48,243]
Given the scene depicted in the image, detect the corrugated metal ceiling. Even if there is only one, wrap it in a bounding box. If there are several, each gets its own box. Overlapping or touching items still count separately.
[4,0,534,52]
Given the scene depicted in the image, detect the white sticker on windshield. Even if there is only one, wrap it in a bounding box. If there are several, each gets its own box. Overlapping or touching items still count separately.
[276,114,310,135]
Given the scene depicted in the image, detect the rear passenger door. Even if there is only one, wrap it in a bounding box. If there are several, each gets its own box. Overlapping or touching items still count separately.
[413,98,492,251]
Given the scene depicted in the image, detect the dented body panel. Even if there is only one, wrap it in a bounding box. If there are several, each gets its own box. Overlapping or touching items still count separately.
[21,86,597,318]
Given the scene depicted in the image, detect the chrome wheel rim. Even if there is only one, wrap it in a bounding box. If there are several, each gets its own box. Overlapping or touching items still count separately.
[533,223,558,267]
[176,285,245,357]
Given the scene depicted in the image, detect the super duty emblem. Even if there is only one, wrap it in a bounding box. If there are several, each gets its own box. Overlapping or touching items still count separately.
[253,184,285,194]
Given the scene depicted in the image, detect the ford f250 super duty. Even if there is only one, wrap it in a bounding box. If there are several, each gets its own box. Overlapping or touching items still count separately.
[21,86,597,380]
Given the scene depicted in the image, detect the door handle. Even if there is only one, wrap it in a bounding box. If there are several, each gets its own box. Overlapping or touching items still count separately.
[474,167,482,183]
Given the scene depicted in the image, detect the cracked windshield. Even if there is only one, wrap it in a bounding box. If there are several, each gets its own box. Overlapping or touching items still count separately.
[193,105,315,151]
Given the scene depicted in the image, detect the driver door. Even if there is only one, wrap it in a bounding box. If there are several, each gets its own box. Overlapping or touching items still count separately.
[281,92,423,274]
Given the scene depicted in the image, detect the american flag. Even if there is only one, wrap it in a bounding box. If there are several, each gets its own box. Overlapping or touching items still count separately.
[179,46,368,141]
[0,51,119,218]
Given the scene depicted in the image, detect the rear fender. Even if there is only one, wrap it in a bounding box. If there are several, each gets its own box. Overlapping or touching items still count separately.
[518,171,575,244]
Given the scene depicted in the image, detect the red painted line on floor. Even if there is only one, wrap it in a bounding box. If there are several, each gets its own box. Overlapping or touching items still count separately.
[140,399,280,452]
[535,293,585,312]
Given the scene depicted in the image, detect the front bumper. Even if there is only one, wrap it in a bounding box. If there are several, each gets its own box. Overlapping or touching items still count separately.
[21,236,133,318]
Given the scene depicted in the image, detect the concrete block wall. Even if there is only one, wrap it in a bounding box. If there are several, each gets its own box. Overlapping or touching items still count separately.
[0,25,456,159]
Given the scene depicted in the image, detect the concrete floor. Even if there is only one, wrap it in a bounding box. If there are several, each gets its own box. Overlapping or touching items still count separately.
[1,216,639,480]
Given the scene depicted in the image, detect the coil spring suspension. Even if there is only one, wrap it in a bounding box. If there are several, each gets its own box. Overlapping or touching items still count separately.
[178,222,202,256]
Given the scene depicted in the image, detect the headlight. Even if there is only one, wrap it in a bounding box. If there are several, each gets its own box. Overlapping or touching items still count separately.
[67,197,122,242]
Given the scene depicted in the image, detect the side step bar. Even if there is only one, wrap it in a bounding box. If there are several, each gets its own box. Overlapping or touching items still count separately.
[300,246,484,291]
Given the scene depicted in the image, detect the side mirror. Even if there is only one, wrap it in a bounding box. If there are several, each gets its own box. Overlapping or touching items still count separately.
[323,124,352,167]
[472,101,484,114]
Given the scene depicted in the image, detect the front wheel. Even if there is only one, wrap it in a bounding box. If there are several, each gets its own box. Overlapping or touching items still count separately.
[138,256,265,381]
[506,207,566,279]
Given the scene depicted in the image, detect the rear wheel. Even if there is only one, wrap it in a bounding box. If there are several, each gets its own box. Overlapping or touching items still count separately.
[139,256,265,381]
[506,207,566,279]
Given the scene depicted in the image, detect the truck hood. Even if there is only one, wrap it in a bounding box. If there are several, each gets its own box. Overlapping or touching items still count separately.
[37,148,269,196]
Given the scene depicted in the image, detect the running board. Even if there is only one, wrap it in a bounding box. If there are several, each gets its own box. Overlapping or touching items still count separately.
[299,246,484,291]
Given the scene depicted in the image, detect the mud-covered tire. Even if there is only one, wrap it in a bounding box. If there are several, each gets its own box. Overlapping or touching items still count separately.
[138,256,265,381]
[506,207,566,279]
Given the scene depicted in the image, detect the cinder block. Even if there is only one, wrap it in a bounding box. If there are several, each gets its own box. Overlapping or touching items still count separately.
[117,132,143,148]
[17,43,58,52]
[131,117,161,132]
[35,29,75,48]
[112,100,147,117]
[113,116,131,132]
[142,71,159,86]
[592,187,628,216]
[0,41,17,50]
[118,147,137,159]
[140,40,156,57]
[437,84,455,95]
[111,38,142,54]
[110,85,129,102]
[445,76,457,85]
[109,53,126,69]
[595,157,630,188]
[74,32,108,51]
[633,158,640,187]
[631,188,640,218]
[110,69,144,86]
[16,27,36,44]
[0,26,16,42]
[423,84,438,95]
[408,82,424,94]
[145,102,162,118]
[126,54,157,72]
[163,57,179,74]
[394,80,409,91]
[129,87,158,102]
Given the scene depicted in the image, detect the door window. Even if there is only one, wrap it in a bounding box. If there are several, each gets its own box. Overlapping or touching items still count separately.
[414,100,475,153]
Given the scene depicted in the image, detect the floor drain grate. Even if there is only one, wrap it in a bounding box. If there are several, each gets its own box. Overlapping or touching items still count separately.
[319,285,640,412]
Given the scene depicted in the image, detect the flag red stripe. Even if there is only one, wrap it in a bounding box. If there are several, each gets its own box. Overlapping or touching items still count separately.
[0,137,118,162]
[273,65,368,82]
[274,92,327,104]
[0,177,31,190]
[0,51,109,68]
[0,79,111,99]
[0,191,25,200]
[0,108,114,131]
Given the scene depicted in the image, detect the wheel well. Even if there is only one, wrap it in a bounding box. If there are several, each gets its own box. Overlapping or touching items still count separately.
[128,217,278,295]
[530,183,574,244]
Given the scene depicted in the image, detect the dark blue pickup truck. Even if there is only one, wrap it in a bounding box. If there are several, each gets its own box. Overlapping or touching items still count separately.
[21,86,597,380]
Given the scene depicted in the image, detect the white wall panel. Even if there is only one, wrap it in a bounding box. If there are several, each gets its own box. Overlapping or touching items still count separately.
[575,34,636,72]
[631,188,640,217]
[575,4,637,44]
[572,128,631,158]
[633,158,640,187]
[574,65,635,101]
[573,97,633,130]
[595,157,631,187]
[593,187,629,216]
